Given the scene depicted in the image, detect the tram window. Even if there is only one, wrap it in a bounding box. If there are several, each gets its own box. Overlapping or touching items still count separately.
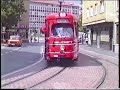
[51,24,74,38]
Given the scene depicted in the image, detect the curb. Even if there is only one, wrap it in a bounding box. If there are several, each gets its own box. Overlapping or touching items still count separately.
[79,48,118,65]
[1,44,7,46]
[93,65,106,88]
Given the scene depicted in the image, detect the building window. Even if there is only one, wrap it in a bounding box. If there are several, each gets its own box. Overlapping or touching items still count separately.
[116,0,119,11]
[100,0,104,13]
[94,4,97,15]
[90,6,93,16]
[87,8,89,18]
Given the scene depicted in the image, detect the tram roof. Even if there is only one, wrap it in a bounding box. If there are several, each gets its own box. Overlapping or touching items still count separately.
[46,13,77,20]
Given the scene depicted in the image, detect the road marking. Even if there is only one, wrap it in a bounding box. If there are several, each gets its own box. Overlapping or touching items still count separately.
[1,46,6,49]
[1,47,22,56]
[40,46,44,54]
[2,46,44,78]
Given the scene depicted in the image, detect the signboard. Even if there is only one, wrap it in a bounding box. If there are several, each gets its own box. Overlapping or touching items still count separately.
[2,27,6,32]
[17,24,28,29]
[1,27,6,33]
[57,19,69,23]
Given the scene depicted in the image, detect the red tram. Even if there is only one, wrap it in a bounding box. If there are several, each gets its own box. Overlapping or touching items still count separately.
[41,11,79,63]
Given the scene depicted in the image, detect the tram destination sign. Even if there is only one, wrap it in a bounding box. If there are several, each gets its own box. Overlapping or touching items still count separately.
[57,19,69,23]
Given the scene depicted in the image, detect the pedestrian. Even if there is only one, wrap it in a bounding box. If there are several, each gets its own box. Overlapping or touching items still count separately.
[30,36,32,43]
[82,34,85,44]
[79,37,81,43]
[34,37,37,42]
[85,37,88,44]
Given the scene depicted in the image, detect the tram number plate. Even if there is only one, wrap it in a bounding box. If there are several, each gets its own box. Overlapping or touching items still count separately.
[11,44,15,45]
[54,55,58,57]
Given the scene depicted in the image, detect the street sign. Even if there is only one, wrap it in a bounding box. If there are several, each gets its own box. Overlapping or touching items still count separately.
[1,27,6,33]
[2,27,6,32]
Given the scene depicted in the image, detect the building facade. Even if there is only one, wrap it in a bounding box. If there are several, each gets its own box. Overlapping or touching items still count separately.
[29,1,80,36]
[82,0,119,53]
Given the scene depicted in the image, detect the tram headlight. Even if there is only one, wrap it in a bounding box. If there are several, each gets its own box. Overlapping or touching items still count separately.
[60,45,65,51]
[59,12,67,17]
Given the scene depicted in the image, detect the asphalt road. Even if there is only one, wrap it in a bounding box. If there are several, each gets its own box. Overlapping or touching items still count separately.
[1,41,118,89]
[1,42,101,77]
[1,42,44,75]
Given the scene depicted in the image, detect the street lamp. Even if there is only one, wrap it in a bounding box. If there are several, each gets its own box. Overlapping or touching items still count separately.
[17,0,21,35]
[2,26,6,45]
[70,3,74,14]
[58,0,64,11]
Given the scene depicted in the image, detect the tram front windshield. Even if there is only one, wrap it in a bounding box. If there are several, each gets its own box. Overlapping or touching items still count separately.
[52,24,74,38]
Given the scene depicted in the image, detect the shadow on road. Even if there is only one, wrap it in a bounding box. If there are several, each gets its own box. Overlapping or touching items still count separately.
[47,53,102,68]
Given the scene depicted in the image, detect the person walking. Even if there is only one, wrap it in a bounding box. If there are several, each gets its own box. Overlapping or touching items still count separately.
[82,34,85,44]
[85,37,88,45]
[82,34,84,44]
[29,35,32,43]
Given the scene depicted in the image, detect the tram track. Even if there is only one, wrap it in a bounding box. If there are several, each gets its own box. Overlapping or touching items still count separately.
[2,48,118,89]
[91,56,118,89]
[28,59,106,89]
[1,50,67,89]
[2,66,66,89]
[28,67,66,89]
[79,50,118,89]
[1,66,48,87]
[93,65,106,89]
[2,53,108,89]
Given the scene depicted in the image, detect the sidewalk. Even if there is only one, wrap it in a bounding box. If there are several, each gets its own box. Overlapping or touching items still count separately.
[80,44,118,58]
[79,44,119,65]
[1,43,7,46]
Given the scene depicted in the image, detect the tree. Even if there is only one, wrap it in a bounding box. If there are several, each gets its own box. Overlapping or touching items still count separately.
[78,14,85,32]
[1,0,26,29]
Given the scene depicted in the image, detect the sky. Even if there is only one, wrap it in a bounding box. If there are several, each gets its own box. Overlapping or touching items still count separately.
[64,0,81,6]
[34,0,82,7]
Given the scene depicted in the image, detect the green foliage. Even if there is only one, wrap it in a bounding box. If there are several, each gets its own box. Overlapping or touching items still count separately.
[79,27,84,32]
[77,15,83,32]
[1,0,27,29]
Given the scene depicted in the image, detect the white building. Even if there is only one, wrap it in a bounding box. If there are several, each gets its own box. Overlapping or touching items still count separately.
[29,1,80,35]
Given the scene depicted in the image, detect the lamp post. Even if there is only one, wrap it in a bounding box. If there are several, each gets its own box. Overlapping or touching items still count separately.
[70,3,74,14]
[17,0,21,35]
[58,0,64,11]
[2,26,6,44]
[33,22,37,42]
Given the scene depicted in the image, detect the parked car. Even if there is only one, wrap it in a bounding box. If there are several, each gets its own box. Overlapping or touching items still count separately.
[7,35,22,47]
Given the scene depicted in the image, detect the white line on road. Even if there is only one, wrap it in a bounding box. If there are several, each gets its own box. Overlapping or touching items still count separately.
[2,46,44,78]
[1,47,22,56]
[40,46,44,54]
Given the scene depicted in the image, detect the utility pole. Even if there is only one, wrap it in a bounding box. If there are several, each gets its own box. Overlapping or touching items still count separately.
[70,3,73,14]
[18,0,21,36]
[58,0,64,11]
